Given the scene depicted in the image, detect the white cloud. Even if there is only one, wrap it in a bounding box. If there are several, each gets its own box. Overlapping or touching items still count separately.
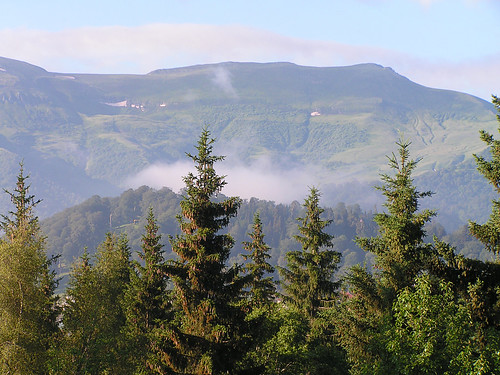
[219,158,316,203]
[211,66,238,98]
[415,0,439,6]
[123,160,194,193]
[0,24,497,100]
[392,54,500,100]
[124,157,317,203]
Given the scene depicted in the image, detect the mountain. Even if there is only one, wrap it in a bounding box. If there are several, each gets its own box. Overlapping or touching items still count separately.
[0,57,496,230]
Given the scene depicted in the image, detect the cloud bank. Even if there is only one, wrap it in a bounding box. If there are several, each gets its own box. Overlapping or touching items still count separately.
[124,157,319,204]
[0,24,497,100]
[123,152,386,212]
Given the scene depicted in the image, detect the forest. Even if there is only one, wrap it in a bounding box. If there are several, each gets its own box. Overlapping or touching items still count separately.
[0,96,500,374]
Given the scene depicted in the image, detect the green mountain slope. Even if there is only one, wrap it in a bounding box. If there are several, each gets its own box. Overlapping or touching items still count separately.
[0,57,496,229]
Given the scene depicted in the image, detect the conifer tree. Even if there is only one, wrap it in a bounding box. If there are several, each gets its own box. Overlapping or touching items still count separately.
[165,128,247,374]
[356,138,435,292]
[279,187,341,318]
[276,188,346,374]
[333,140,437,374]
[60,251,100,373]
[242,212,276,307]
[470,95,500,254]
[123,207,172,374]
[461,94,500,365]
[0,164,59,374]
[62,233,132,374]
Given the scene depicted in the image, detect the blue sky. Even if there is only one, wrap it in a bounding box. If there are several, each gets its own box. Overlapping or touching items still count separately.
[0,0,499,99]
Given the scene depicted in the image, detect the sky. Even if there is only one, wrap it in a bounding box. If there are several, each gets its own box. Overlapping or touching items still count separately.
[0,0,499,100]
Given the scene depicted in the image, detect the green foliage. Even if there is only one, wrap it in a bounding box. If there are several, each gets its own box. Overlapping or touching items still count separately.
[280,187,341,318]
[470,95,500,254]
[387,274,500,375]
[254,305,310,374]
[247,300,348,375]
[356,138,436,292]
[332,266,393,375]
[165,128,248,374]
[242,212,276,307]
[0,164,59,375]
[388,274,467,374]
[61,233,132,374]
[122,207,173,374]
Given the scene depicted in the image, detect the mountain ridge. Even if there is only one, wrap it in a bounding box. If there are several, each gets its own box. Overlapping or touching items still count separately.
[0,56,496,231]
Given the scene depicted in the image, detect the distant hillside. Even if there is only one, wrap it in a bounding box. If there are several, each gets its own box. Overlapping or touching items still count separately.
[0,57,496,230]
[41,186,380,289]
[41,185,488,292]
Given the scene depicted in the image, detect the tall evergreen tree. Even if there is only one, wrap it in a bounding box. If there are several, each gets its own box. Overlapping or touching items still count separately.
[60,251,101,374]
[0,164,59,374]
[275,187,347,374]
[333,139,437,374]
[279,187,341,318]
[242,212,276,307]
[356,138,436,292]
[164,128,248,374]
[460,94,500,367]
[470,95,500,254]
[123,207,172,374]
[62,233,132,374]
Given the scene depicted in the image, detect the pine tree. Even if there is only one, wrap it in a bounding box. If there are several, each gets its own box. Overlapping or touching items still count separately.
[242,212,276,307]
[279,187,341,318]
[0,164,59,374]
[123,207,172,374]
[165,128,247,374]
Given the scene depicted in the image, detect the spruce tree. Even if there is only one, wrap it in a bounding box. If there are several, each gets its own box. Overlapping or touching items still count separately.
[165,128,247,374]
[279,187,341,318]
[0,164,59,374]
[123,207,172,374]
[470,95,500,254]
[242,212,276,307]
[62,233,132,374]
[462,94,500,365]
[60,251,101,373]
[276,188,347,374]
[356,138,435,292]
[333,139,437,374]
